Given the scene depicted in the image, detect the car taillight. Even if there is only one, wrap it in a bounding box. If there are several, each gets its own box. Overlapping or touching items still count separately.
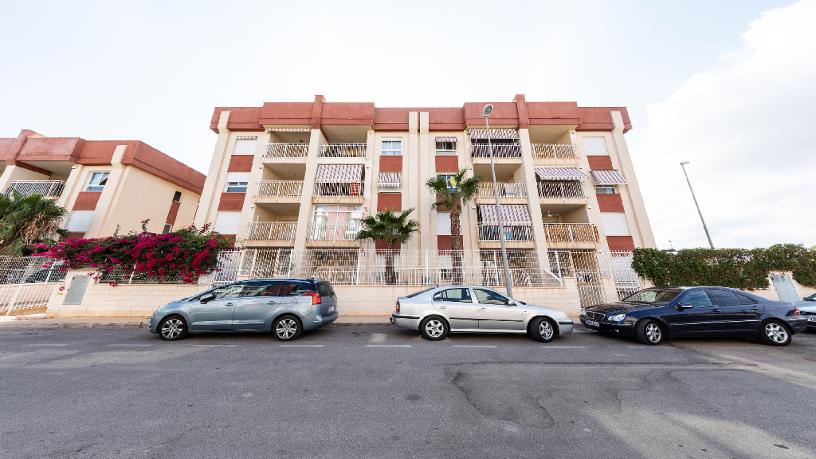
[304,291,321,305]
[792,307,800,316]
[396,300,400,313]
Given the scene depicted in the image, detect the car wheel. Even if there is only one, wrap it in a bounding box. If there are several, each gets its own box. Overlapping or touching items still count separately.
[761,320,791,346]
[159,315,188,341]
[419,316,449,341]
[636,319,664,345]
[272,315,302,341]
[529,317,557,343]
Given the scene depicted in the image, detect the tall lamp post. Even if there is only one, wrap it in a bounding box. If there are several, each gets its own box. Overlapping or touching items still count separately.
[679,161,714,249]
[483,104,514,297]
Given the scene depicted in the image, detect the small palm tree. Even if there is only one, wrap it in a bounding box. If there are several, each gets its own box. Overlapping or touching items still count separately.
[0,192,68,255]
[425,169,481,283]
[356,209,418,285]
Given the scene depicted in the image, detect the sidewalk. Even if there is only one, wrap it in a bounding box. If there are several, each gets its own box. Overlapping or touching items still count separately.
[0,314,392,328]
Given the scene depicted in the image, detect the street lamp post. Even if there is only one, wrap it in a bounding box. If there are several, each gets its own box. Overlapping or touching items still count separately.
[482,104,514,297]
[679,161,714,249]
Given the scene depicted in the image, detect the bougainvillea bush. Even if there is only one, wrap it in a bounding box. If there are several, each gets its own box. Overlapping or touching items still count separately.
[33,225,233,285]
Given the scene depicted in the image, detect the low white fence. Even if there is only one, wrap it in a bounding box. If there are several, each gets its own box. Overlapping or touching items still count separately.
[0,256,64,315]
[262,143,309,158]
[531,144,576,160]
[319,143,367,158]
[255,180,304,198]
[5,180,65,198]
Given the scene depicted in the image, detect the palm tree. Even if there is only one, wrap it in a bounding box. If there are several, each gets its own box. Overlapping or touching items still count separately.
[425,169,481,283]
[0,192,68,255]
[356,209,418,285]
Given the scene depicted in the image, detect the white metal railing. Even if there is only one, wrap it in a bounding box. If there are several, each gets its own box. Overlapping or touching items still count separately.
[313,182,365,197]
[531,144,577,160]
[542,223,599,243]
[262,143,309,158]
[308,222,361,241]
[5,180,65,198]
[477,182,527,199]
[0,256,65,315]
[478,224,534,242]
[255,180,304,198]
[319,143,367,158]
[246,221,298,241]
[471,143,522,158]
[537,181,586,199]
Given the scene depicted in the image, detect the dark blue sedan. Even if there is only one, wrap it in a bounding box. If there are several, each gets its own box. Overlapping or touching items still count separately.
[580,286,808,346]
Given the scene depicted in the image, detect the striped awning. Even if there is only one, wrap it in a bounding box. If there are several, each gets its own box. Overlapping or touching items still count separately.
[378,172,401,188]
[591,169,627,185]
[315,164,364,183]
[469,128,519,140]
[535,167,585,181]
[478,204,531,225]
[434,136,457,143]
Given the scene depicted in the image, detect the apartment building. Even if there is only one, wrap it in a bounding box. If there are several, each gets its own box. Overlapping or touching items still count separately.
[196,95,655,309]
[0,129,205,238]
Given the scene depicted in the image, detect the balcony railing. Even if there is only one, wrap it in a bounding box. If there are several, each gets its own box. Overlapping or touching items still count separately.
[246,221,298,241]
[477,224,534,242]
[5,180,65,198]
[532,144,576,160]
[537,181,586,199]
[319,143,367,158]
[543,223,599,243]
[308,222,361,241]
[262,143,309,158]
[471,144,522,158]
[255,180,304,198]
[477,182,527,199]
[314,182,365,197]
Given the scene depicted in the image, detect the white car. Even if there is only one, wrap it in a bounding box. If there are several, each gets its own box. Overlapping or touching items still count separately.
[795,293,816,330]
[390,285,574,342]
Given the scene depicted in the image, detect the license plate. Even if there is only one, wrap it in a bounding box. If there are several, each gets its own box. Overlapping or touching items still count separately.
[585,319,600,327]
[327,306,335,313]
[807,317,816,322]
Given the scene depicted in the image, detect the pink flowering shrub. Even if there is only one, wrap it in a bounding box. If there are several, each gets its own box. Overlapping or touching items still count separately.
[33,225,233,285]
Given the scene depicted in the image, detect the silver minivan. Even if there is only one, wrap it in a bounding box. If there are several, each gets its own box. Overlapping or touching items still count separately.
[148,279,339,341]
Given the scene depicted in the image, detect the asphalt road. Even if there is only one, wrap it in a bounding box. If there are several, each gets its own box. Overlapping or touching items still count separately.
[1,324,815,459]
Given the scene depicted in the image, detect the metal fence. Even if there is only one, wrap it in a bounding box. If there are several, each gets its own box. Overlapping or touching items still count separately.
[246,221,298,241]
[255,180,304,198]
[537,180,586,199]
[471,144,522,158]
[5,180,65,198]
[0,256,64,315]
[262,143,309,158]
[313,182,365,197]
[542,223,599,243]
[477,182,527,199]
[531,144,577,160]
[319,143,367,158]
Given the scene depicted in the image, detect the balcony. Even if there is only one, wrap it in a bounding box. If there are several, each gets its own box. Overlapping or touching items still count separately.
[262,143,308,159]
[543,223,599,247]
[532,144,576,161]
[246,221,297,244]
[313,182,365,199]
[319,143,367,158]
[255,180,303,200]
[477,182,527,202]
[471,144,522,159]
[307,222,361,246]
[537,181,586,200]
[5,180,65,198]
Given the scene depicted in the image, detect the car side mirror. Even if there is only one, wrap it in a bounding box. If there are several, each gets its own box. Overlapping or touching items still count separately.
[200,293,215,304]
[677,303,694,310]
[515,300,526,306]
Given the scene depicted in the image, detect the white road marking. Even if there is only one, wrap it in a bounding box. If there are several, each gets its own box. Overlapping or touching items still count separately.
[24,343,69,347]
[280,344,325,348]
[453,345,498,348]
[365,344,411,348]
[368,333,387,344]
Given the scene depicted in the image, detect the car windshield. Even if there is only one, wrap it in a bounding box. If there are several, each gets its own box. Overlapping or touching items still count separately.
[622,288,681,304]
[406,287,435,298]
[804,293,816,301]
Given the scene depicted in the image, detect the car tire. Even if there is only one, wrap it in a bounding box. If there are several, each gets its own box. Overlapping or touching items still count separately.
[158,315,188,341]
[272,315,303,341]
[419,316,449,341]
[529,317,557,343]
[760,320,791,346]
[636,319,664,345]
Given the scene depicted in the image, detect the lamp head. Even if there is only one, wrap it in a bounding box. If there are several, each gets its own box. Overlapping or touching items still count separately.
[680,161,690,166]
[482,104,493,117]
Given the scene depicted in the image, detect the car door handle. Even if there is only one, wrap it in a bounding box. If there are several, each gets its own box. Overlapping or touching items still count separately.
[267,300,280,305]
[225,302,235,306]
[439,305,447,309]
[712,308,721,312]
[479,307,486,310]
[749,306,761,311]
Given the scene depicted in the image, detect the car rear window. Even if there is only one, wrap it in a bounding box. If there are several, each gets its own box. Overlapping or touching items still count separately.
[316,281,335,297]
[705,289,742,306]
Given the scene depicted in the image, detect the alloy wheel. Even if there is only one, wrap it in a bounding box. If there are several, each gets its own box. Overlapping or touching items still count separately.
[765,322,788,344]
[425,319,445,338]
[161,318,184,340]
[645,323,662,343]
[538,321,554,340]
[275,318,299,340]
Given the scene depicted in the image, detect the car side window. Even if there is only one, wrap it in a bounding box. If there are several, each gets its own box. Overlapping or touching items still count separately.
[238,282,280,297]
[735,292,758,304]
[679,289,713,307]
[705,289,742,306]
[211,284,244,300]
[279,281,311,296]
[433,288,472,303]
[473,288,510,305]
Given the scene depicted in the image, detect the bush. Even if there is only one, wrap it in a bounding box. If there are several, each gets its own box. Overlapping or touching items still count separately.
[33,225,233,285]
[632,244,816,289]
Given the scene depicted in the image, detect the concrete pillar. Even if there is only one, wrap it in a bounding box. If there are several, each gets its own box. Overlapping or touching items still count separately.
[57,165,84,209]
[519,128,552,272]
[85,145,129,237]
[573,131,611,253]
[237,130,272,242]
[292,128,322,255]
[194,111,232,228]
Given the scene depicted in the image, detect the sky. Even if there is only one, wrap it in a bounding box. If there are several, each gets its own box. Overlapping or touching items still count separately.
[1,0,813,249]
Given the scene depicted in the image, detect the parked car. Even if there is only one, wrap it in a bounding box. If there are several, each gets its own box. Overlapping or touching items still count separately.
[148,278,339,341]
[794,293,816,330]
[580,286,808,346]
[390,285,573,342]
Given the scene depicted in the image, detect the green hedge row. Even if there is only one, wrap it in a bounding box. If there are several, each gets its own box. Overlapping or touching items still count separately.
[631,244,816,289]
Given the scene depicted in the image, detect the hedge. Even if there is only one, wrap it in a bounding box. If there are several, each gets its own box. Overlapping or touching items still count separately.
[631,244,816,289]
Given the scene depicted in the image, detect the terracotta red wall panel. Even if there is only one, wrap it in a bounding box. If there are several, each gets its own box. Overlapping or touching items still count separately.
[218,192,246,211]
[379,156,402,173]
[228,155,254,173]
[607,236,635,252]
[587,155,613,170]
[377,193,402,212]
[435,156,459,173]
[375,240,401,251]
[437,235,463,250]
[597,194,625,212]
[165,201,181,225]
[72,191,102,210]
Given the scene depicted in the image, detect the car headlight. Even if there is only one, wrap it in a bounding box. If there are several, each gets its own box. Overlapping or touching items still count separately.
[580,308,587,316]
[608,313,627,322]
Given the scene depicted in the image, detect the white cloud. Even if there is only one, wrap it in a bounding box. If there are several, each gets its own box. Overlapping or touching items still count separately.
[635,0,816,249]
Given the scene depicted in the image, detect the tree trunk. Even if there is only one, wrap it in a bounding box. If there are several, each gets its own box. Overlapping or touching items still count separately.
[385,241,396,285]
[449,203,464,284]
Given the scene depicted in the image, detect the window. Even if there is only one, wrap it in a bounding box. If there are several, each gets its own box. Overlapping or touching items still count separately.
[381,140,402,156]
[172,191,182,202]
[436,212,451,236]
[278,281,312,296]
[214,211,241,234]
[316,281,335,297]
[85,171,109,192]
[736,292,759,305]
[65,211,95,232]
[435,140,456,155]
[583,136,608,155]
[473,288,511,305]
[233,137,257,154]
[162,223,172,234]
[622,288,681,304]
[595,186,617,195]
[211,284,245,300]
[601,213,630,236]
[433,288,472,303]
[225,172,250,193]
[438,174,457,191]
[679,289,713,307]
[705,289,742,306]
